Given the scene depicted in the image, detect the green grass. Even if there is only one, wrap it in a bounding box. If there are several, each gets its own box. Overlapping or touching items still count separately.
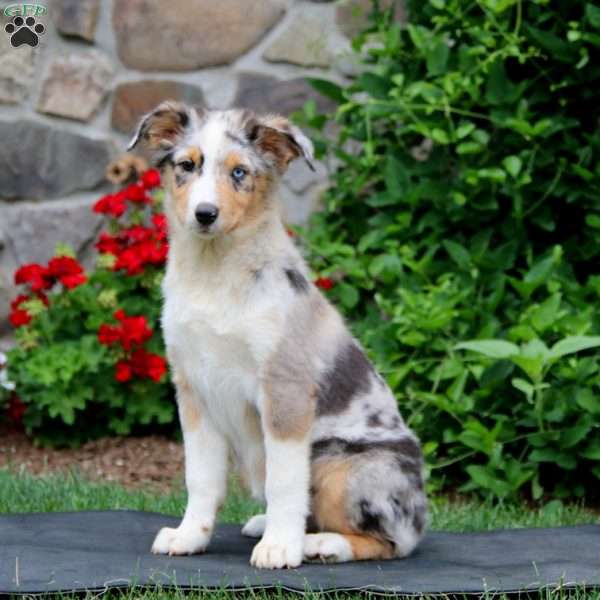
[1,469,597,531]
[1,469,599,599]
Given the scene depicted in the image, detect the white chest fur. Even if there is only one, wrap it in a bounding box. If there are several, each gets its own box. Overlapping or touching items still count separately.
[162,260,286,454]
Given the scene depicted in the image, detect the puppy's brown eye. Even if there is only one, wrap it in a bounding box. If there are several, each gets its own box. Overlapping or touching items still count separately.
[178,160,195,172]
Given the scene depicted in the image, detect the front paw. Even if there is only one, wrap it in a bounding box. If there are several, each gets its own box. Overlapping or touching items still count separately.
[151,525,211,556]
[250,535,303,569]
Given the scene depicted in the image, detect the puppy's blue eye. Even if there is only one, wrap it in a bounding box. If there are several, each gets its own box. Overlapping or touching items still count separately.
[231,166,247,181]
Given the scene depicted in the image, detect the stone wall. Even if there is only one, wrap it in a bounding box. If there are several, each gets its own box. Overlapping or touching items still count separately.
[0,0,402,334]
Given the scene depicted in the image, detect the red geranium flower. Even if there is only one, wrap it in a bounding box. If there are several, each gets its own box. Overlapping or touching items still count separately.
[114,247,144,275]
[130,349,167,382]
[121,225,152,243]
[93,192,127,217]
[152,213,166,229]
[315,277,334,290]
[113,310,153,350]
[14,263,51,291]
[96,232,122,255]
[9,308,31,328]
[47,256,87,289]
[124,183,151,204]
[115,360,133,382]
[97,324,121,346]
[7,394,26,424]
[141,169,161,189]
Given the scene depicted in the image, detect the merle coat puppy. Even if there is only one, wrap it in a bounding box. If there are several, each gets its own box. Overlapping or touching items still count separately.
[128,102,427,569]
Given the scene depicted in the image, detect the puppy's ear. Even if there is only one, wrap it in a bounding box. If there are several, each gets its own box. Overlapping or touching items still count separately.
[127,101,194,156]
[246,114,315,172]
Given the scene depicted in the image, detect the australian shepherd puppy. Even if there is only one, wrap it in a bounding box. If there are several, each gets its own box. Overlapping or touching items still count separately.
[128,102,427,569]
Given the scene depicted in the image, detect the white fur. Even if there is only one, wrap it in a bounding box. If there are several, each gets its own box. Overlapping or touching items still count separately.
[152,416,228,555]
[304,533,353,563]
[250,434,310,569]
[242,514,266,538]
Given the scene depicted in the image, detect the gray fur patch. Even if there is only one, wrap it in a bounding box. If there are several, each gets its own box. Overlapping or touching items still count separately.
[175,171,189,187]
[284,268,309,294]
[311,436,422,462]
[316,342,374,416]
[367,413,382,427]
[358,499,384,534]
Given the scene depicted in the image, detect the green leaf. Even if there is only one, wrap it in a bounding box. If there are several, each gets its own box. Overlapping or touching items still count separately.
[456,141,484,154]
[305,78,344,104]
[560,416,593,449]
[585,3,600,28]
[585,214,600,229]
[550,336,600,359]
[530,293,561,333]
[443,240,471,269]
[454,340,519,359]
[502,155,522,178]
[525,25,576,63]
[576,388,600,414]
[466,465,512,496]
[581,436,600,460]
[337,282,359,309]
[456,121,476,139]
[384,155,407,197]
[431,128,450,144]
[426,38,450,76]
[511,377,534,399]
[529,448,577,470]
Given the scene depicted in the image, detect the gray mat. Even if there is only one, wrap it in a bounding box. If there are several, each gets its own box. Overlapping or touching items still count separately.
[0,511,598,595]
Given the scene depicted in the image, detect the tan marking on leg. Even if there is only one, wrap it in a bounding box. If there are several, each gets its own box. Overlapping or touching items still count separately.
[311,459,353,534]
[174,368,201,432]
[262,381,316,440]
[344,534,394,560]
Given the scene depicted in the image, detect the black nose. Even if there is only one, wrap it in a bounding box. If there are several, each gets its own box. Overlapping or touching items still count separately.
[195,204,219,226]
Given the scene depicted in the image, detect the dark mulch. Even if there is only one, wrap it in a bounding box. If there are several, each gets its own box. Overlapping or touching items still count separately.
[0,427,184,492]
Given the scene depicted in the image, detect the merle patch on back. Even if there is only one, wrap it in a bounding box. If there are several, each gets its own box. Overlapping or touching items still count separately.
[317,342,373,415]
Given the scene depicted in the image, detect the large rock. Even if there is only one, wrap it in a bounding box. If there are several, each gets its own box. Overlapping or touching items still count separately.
[279,182,326,226]
[111,80,206,134]
[263,12,335,68]
[0,120,113,200]
[53,0,100,42]
[0,31,38,103]
[0,197,102,331]
[336,0,406,38]
[112,0,286,71]
[0,197,101,265]
[233,73,336,115]
[36,50,114,121]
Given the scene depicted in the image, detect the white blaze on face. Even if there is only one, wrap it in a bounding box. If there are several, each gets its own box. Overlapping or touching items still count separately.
[180,115,230,226]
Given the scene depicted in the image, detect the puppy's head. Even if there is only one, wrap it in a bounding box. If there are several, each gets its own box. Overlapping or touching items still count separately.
[128,102,314,238]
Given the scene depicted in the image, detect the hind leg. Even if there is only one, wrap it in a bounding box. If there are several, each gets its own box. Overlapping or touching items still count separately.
[307,443,427,562]
[304,532,393,563]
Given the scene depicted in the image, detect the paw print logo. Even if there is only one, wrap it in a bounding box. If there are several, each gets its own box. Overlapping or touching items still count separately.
[5,16,45,48]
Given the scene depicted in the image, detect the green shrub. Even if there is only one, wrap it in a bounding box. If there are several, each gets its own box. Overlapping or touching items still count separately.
[298,0,600,499]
